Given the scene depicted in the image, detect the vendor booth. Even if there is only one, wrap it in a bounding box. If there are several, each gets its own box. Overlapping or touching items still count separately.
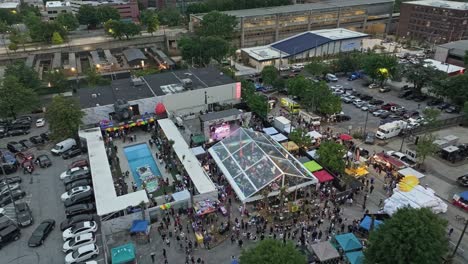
[200,109,252,142]
[310,241,340,264]
[190,146,206,157]
[373,152,406,170]
[271,133,288,143]
[397,167,425,179]
[452,191,468,211]
[345,251,364,264]
[111,243,136,264]
[263,127,279,135]
[345,164,369,178]
[191,134,206,146]
[281,141,299,152]
[130,220,151,244]
[313,170,334,183]
[359,215,383,232]
[334,233,362,252]
[303,160,323,172]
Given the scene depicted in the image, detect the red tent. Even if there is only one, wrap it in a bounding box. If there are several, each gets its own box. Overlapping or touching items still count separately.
[339,134,353,141]
[313,170,334,183]
[155,103,166,115]
[374,152,405,169]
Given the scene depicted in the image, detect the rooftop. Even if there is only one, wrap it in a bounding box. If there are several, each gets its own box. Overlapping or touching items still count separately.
[46,1,71,7]
[0,2,19,9]
[199,108,243,122]
[193,0,393,18]
[79,127,149,216]
[424,59,465,74]
[404,0,468,10]
[437,40,468,57]
[78,67,235,109]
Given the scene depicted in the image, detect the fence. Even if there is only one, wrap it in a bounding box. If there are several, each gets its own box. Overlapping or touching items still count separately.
[405,115,466,136]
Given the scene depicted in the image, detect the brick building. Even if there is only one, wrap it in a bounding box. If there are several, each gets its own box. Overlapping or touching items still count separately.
[397,0,468,44]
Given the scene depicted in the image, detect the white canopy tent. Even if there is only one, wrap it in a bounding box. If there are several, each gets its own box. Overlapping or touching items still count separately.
[190,146,206,156]
[307,131,322,139]
[398,167,425,179]
[263,127,279,135]
[270,133,288,142]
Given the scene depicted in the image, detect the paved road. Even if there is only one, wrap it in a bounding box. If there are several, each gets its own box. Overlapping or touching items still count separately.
[0,122,104,264]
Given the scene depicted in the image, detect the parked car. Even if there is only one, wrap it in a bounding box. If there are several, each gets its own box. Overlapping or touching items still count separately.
[29,135,45,145]
[372,110,388,117]
[0,183,20,196]
[63,191,94,207]
[403,111,420,119]
[0,150,19,175]
[65,204,96,218]
[381,103,397,111]
[60,214,97,231]
[40,132,50,141]
[369,99,384,105]
[35,118,45,128]
[63,232,96,253]
[35,154,52,168]
[335,114,351,122]
[342,97,353,103]
[0,223,20,249]
[456,174,468,187]
[414,95,427,102]
[18,139,34,149]
[7,129,29,137]
[427,98,443,106]
[61,186,93,202]
[364,132,375,144]
[6,142,25,153]
[368,83,379,89]
[379,86,391,93]
[65,179,93,192]
[15,202,33,227]
[379,111,391,119]
[62,221,98,241]
[62,147,82,160]
[68,159,89,169]
[445,106,460,113]
[28,219,55,247]
[325,73,338,82]
[398,90,412,98]
[61,167,90,181]
[0,190,26,206]
[0,176,22,185]
[348,72,362,81]
[64,243,99,264]
[361,95,373,101]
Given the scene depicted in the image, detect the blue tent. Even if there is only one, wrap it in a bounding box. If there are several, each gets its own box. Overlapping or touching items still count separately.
[359,216,383,231]
[335,233,362,252]
[130,220,148,234]
[346,251,364,264]
[460,191,468,201]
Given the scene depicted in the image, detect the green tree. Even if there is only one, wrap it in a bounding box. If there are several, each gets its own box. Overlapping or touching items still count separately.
[4,62,41,90]
[46,96,84,140]
[45,70,69,90]
[179,36,231,65]
[422,108,441,128]
[261,66,279,87]
[105,20,141,40]
[317,93,342,115]
[0,9,21,25]
[431,73,468,106]
[141,12,160,35]
[157,7,181,27]
[8,42,18,52]
[140,10,157,26]
[286,76,309,97]
[23,12,44,41]
[464,50,468,66]
[240,239,307,264]
[464,101,468,123]
[289,128,312,149]
[51,31,64,44]
[0,75,39,119]
[198,11,236,39]
[364,207,448,264]
[241,80,267,118]
[362,53,398,86]
[85,67,108,86]
[415,133,437,167]
[305,60,330,77]
[122,23,141,39]
[9,28,29,51]
[333,51,363,74]
[97,6,120,23]
[56,13,79,31]
[77,5,99,28]
[317,141,346,174]
[402,60,445,94]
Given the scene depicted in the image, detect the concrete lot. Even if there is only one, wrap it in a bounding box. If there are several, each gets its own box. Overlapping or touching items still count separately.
[0,125,104,264]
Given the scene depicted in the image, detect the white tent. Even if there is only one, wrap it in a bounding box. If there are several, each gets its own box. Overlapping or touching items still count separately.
[307,131,322,139]
[263,127,279,135]
[384,185,447,215]
[398,167,425,179]
[190,146,206,156]
[271,133,288,142]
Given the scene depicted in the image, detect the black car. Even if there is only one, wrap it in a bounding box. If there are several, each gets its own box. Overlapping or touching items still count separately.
[0,190,26,206]
[18,139,34,149]
[380,112,391,119]
[7,129,29,137]
[35,154,52,168]
[403,111,420,119]
[40,132,50,141]
[27,219,55,247]
[335,114,351,122]
[65,179,93,192]
[65,203,96,218]
[437,102,451,110]
[62,147,82,160]
[29,136,45,145]
[64,191,94,207]
[361,95,373,101]
[365,132,375,144]
[369,99,384,105]
[0,224,20,249]
[457,175,468,187]
[0,176,22,185]
[6,142,25,153]
[414,95,427,102]
[15,202,33,227]
[60,214,97,231]
[398,90,412,98]
[445,106,460,113]
[427,98,443,106]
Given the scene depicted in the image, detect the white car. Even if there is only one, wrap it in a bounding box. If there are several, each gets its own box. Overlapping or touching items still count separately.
[63,221,98,241]
[63,233,96,253]
[331,85,343,90]
[65,244,99,264]
[35,118,45,127]
[279,66,290,71]
[61,186,92,201]
[372,110,387,117]
[60,167,89,180]
[368,83,380,89]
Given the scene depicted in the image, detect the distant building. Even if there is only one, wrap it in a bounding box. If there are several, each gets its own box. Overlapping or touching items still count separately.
[424,59,465,76]
[0,2,20,12]
[241,28,368,71]
[190,0,394,48]
[70,0,140,22]
[397,0,468,44]
[434,40,468,67]
[142,0,203,11]
[44,1,72,21]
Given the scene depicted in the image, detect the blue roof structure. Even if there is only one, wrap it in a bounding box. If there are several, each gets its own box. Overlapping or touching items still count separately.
[335,233,362,252]
[130,220,148,233]
[346,251,364,264]
[271,32,331,57]
[460,191,468,201]
[359,216,383,231]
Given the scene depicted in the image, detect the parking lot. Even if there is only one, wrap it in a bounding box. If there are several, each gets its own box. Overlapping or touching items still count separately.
[0,124,104,264]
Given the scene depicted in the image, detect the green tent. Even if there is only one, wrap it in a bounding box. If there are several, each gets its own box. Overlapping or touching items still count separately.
[191,134,206,145]
[112,243,135,264]
[303,160,323,172]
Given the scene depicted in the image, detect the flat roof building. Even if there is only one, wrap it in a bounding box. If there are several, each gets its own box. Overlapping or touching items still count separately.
[397,0,468,44]
[190,0,393,48]
[44,1,72,21]
[434,40,468,67]
[241,28,368,71]
[70,0,140,22]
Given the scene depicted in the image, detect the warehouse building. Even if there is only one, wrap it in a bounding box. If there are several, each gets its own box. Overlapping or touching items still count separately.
[241,28,368,71]
[434,40,468,67]
[190,0,394,48]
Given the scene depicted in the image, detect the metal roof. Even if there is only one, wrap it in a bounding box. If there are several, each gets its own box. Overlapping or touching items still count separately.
[271,32,331,56]
[438,40,468,57]
[199,108,243,122]
[122,48,147,63]
[404,0,468,10]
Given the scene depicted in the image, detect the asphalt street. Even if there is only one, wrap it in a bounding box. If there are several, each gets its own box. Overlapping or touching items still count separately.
[0,123,103,264]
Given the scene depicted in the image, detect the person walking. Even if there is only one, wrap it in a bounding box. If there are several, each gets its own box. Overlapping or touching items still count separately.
[448,228,454,237]
[163,248,166,259]
[370,184,375,194]
[150,252,155,263]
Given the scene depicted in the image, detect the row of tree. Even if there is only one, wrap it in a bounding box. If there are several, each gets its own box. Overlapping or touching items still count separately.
[187,0,291,14]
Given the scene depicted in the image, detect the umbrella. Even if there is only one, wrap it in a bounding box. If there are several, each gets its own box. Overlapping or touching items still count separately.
[340,134,353,141]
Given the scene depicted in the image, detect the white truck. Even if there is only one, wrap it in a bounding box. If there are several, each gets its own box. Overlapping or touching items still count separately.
[375,120,407,140]
[298,110,321,126]
[273,116,292,134]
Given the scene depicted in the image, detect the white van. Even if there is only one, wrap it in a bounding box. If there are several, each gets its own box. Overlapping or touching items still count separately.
[51,138,77,155]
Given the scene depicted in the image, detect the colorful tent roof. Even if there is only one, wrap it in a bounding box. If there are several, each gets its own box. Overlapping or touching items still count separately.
[313,169,334,183]
[111,243,136,264]
[359,215,383,231]
[281,141,299,151]
[340,134,353,141]
[335,233,362,252]
[130,220,148,233]
[460,191,468,200]
[303,160,323,172]
[346,251,364,264]
[155,102,166,115]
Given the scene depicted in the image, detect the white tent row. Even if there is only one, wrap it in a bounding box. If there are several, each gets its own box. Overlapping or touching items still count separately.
[384,185,447,216]
[398,167,425,179]
[270,133,288,142]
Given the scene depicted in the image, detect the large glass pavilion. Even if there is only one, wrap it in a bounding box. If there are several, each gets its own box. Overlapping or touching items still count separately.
[208,128,318,202]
